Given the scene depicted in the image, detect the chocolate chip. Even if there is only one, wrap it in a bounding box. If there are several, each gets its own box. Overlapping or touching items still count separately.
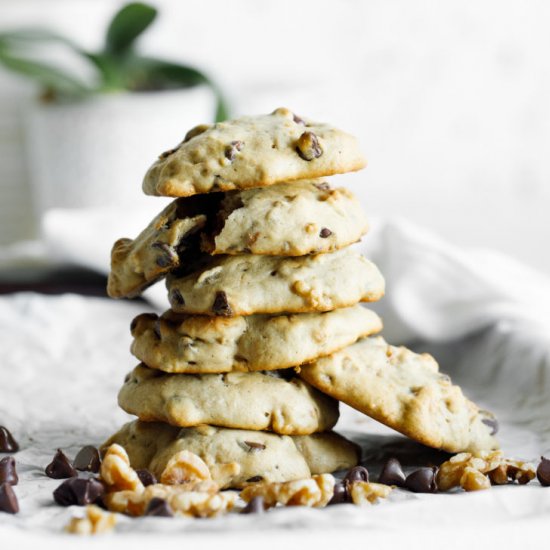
[170,289,185,307]
[53,477,105,506]
[0,426,19,453]
[292,113,306,126]
[152,242,178,268]
[404,467,438,493]
[45,449,77,479]
[136,469,157,487]
[344,466,369,484]
[244,441,266,452]
[212,291,233,316]
[74,445,101,473]
[537,457,550,486]
[158,146,179,160]
[144,497,173,517]
[225,140,244,162]
[296,131,323,161]
[314,182,330,191]
[245,476,263,483]
[240,496,265,514]
[377,458,406,487]
[184,124,210,143]
[328,481,351,505]
[0,483,19,514]
[0,457,18,485]
[481,416,499,436]
[319,227,332,238]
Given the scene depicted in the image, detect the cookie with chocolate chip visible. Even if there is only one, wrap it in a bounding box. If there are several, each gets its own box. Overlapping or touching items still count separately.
[130,305,382,374]
[166,248,385,316]
[101,421,359,489]
[142,108,366,198]
[118,365,339,435]
[299,336,499,454]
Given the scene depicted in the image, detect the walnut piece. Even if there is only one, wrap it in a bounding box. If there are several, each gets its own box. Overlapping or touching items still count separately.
[437,451,536,492]
[350,482,393,505]
[65,505,116,535]
[100,444,143,493]
[240,474,335,508]
[160,450,212,485]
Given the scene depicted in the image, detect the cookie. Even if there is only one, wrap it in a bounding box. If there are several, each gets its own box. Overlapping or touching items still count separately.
[130,305,382,374]
[118,365,339,435]
[299,337,499,453]
[101,421,360,489]
[204,180,369,256]
[166,249,385,316]
[107,194,219,298]
[143,107,366,198]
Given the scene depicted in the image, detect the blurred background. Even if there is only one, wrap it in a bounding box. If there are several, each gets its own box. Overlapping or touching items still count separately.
[1,0,549,275]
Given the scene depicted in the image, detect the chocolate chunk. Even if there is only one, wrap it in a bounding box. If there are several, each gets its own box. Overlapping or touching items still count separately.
[170,289,185,307]
[212,291,233,316]
[377,458,406,487]
[296,131,323,161]
[314,182,330,191]
[481,416,499,436]
[45,449,77,479]
[225,140,244,162]
[0,483,19,514]
[53,477,105,506]
[136,469,157,487]
[344,466,369,484]
[245,476,264,483]
[74,445,101,473]
[184,124,210,143]
[319,227,332,238]
[537,457,550,486]
[292,113,306,126]
[240,496,265,514]
[152,242,178,268]
[404,467,438,493]
[244,441,266,452]
[0,426,19,453]
[328,481,351,505]
[0,457,18,485]
[158,145,180,160]
[144,497,173,517]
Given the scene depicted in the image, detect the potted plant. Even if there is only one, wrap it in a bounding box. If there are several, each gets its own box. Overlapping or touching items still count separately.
[0,2,229,217]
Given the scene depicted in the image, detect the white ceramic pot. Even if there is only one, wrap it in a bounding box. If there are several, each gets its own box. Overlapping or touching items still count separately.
[24,86,216,218]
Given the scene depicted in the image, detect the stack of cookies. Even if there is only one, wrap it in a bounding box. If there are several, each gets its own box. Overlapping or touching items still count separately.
[104,108,498,490]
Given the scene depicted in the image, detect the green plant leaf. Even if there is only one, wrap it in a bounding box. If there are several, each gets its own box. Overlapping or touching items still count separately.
[105,2,157,55]
[0,52,90,97]
[0,28,80,50]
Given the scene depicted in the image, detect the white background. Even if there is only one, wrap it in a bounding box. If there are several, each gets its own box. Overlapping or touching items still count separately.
[1,0,550,274]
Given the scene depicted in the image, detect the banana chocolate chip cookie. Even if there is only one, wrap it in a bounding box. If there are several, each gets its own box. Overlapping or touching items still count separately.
[143,108,366,197]
[299,336,499,454]
[118,365,339,435]
[102,421,360,489]
[166,248,385,317]
[130,305,382,374]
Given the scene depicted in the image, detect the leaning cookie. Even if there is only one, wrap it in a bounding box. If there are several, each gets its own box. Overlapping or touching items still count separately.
[204,180,369,256]
[118,365,339,435]
[130,305,382,374]
[298,337,499,454]
[102,421,360,489]
[107,194,218,298]
[166,249,385,317]
[143,107,366,198]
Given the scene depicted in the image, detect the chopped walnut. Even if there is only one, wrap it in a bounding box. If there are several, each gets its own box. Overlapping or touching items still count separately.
[100,444,143,493]
[240,474,335,508]
[64,505,116,535]
[160,450,212,485]
[104,483,231,518]
[350,482,393,505]
[437,451,536,492]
